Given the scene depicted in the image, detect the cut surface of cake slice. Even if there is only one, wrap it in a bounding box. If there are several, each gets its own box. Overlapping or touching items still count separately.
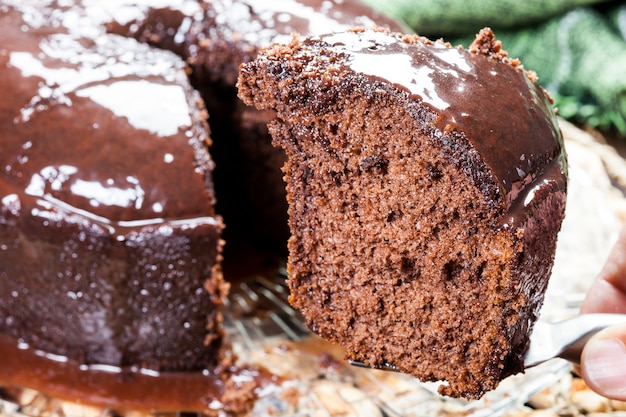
[238,27,567,399]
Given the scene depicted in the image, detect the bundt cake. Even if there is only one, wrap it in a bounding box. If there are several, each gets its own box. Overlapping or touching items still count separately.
[237,27,568,399]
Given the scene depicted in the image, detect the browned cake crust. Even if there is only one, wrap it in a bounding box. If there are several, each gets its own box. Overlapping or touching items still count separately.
[238,28,567,399]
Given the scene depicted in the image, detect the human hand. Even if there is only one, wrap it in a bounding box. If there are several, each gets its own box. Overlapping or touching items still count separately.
[580,224,626,400]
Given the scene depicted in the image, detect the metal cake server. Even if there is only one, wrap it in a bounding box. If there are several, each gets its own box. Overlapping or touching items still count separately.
[349,313,626,371]
[523,313,626,367]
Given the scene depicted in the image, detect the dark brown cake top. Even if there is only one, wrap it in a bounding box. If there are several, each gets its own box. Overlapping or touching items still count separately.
[300,28,566,210]
[0,4,216,227]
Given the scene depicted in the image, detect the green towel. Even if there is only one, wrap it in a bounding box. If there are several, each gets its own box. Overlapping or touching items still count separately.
[484,6,626,135]
[361,0,626,137]
[609,2,626,38]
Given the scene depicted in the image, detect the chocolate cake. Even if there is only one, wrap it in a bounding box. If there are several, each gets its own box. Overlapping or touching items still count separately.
[238,28,568,399]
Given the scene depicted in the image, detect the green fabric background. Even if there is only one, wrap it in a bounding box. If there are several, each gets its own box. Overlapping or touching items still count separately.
[362,0,626,136]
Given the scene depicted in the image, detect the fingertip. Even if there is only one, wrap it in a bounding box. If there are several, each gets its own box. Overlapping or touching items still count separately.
[581,326,626,401]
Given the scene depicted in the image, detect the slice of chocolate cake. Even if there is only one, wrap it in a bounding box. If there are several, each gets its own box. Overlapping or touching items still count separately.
[238,28,567,399]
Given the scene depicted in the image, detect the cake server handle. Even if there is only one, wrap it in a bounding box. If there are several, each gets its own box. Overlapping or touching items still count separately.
[348,314,626,372]
[523,313,626,368]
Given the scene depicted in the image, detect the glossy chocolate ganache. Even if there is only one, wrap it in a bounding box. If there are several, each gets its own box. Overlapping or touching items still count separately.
[238,28,567,398]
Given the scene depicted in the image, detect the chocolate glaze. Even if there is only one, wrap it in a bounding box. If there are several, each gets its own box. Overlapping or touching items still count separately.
[103,0,408,86]
[0,2,225,378]
[311,29,567,215]
[2,3,216,223]
[0,334,222,412]
[0,333,278,413]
